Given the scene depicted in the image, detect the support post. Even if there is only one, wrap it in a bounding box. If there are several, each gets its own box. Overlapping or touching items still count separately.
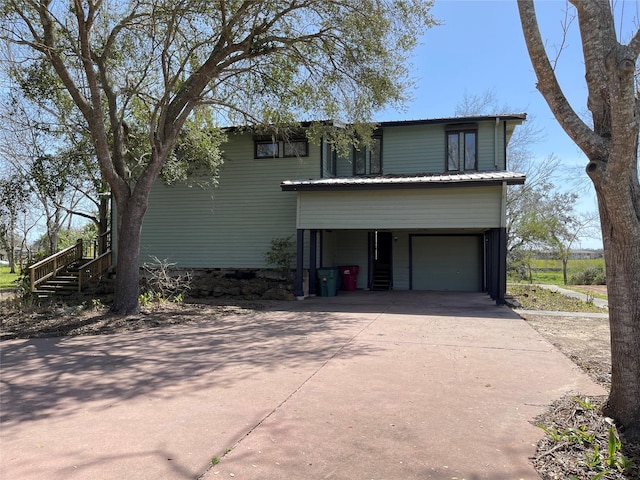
[485,232,495,301]
[309,229,318,296]
[497,227,507,304]
[295,229,305,299]
[487,229,500,301]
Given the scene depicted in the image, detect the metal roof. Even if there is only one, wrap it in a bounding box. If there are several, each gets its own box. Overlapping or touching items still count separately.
[375,114,526,128]
[223,114,527,132]
[281,171,526,192]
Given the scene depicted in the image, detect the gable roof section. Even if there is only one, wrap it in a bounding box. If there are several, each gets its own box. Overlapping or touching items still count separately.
[281,171,526,192]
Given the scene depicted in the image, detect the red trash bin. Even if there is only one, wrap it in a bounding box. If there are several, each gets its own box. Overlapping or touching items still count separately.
[339,266,359,291]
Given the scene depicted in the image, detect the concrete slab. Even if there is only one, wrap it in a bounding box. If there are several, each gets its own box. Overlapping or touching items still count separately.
[1,292,604,480]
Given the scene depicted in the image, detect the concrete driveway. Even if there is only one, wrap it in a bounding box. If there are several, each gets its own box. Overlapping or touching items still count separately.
[0,291,604,479]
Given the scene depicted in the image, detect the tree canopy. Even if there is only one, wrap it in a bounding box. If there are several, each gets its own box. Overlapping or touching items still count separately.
[1,0,437,313]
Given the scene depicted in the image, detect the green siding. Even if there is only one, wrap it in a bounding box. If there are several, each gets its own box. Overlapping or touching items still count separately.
[392,231,411,290]
[297,186,502,230]
[320,230,335,266]
[331,119,512,177]
[319,230,368,289]
[383,125,444,174]
[140,132,318,267]
[333,230,368,289]
[336,153,352,177]
[129,118,519,272]
[475,121,507,171]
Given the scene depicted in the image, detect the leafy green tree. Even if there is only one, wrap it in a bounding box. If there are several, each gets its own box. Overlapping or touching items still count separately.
[0,175,29,273]
[31,222,98,256]
[1,57,113,255]
[1,0,436,314]
[547,211,599,286]
[519,0,640,442]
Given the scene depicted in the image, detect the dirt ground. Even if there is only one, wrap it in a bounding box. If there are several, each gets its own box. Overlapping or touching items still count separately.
[0,297,263,340]
[516,310,638,479]
[519,311,612,388]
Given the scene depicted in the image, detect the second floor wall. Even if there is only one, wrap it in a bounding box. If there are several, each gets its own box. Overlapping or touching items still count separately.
[137,115,525,268]
[330,116,524,178]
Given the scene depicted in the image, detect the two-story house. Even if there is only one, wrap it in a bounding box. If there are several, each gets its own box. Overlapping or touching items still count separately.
[132,114,526,303]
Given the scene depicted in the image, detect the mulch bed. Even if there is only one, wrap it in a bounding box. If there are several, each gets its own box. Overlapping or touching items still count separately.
[532,395,639,479]
[0,297,262,340]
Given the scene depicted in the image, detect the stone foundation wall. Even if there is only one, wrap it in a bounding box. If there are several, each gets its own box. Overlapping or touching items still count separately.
[188,269,295,300]
[89,268,297,301]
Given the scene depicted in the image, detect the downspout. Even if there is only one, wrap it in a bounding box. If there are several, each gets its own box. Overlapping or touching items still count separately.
[498,180,508,304]
[503,120,508,170]
[500,181,508,229]
[494,117,500,169]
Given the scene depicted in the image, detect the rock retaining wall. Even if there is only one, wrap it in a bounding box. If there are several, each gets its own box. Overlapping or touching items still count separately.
[89,268,297,301]
[188,269,295,300]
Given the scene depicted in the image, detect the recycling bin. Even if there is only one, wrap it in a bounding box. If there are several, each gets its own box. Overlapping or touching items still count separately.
[318,267,339,297]
[339,266,359,291]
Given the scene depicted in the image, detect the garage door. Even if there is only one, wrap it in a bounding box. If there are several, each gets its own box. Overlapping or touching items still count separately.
[411,235,483,291]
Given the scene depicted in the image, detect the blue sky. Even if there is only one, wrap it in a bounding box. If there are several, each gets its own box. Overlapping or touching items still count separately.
[376,0,625,248]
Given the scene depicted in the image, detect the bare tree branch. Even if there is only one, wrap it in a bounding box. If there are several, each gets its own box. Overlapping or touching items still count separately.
[518,0,607,160]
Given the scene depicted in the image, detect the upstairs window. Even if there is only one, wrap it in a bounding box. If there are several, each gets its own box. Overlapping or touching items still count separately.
[283,139,309,157]
[254,136,309,159]
[354,135,382,176]
[446,127,477,171]
[255,140,279,159]
[321,139,337,176]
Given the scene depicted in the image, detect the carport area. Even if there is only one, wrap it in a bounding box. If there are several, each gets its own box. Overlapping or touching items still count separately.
[0,292,603,480]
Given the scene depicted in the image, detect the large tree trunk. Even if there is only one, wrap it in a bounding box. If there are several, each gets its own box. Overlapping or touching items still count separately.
[98,193,110,254]
[518,0,640,441]
[596,180,640,441]
[110,195,147,315]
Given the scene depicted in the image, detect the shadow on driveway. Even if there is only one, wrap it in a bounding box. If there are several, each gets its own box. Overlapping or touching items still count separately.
[1,291,599,480]
[1,307,377,427]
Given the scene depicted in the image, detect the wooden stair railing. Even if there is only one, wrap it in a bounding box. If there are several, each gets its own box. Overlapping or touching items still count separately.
[29,240,84,293]
[77,251,112,292]
[29,238,113,294]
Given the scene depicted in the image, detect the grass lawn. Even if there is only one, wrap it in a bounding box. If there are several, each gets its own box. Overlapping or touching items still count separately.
[507,258,607,298]
[507,284,607,313]
[0,266,21,290]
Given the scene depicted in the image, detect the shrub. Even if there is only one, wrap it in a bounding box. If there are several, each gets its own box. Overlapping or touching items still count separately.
[264,236,296,280]
[569,266,606,285]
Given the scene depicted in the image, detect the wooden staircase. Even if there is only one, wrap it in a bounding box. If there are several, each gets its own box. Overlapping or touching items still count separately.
[29,237,112,298]
[371,263,392,291]
[34,275,80,297]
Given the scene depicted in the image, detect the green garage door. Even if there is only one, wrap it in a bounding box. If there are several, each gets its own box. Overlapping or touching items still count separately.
[411,235,483,291]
